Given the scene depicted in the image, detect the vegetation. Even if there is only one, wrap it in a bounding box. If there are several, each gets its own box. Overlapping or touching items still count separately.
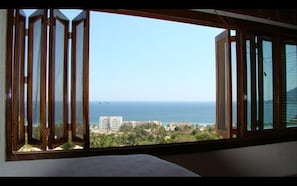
[90,123,222,148]
[59,142,76,150]
[21,123,223,151]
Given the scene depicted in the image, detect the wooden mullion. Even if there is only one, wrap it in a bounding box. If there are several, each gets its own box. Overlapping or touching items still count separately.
[6,9,15,158]
[250,35,257,131]
[48,9,55,149]
[83,10,90,149]
[274,36,283,129]
[12,9,20,151]
[257,37,264,130]
[40,11,48,151]
[237,30,247,138]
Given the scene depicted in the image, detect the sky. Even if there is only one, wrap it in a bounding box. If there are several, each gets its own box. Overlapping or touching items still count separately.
[23,9,225,102]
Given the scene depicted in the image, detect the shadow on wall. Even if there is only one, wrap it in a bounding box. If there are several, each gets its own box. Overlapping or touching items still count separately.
[161,141,297,176]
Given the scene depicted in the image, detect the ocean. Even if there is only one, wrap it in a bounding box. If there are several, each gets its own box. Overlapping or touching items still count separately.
[28,101,297,128]
[89,101,219,125]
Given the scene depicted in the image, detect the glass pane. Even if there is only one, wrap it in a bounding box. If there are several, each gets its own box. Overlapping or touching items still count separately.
[255,40,259,124]
[24,83,28,128]
[32,18,42,140]
[54,19,65,138]
[246,40,251,130]
[283,44,297,128]
[75,21,84,139]
[17,17,25,141]
[262,40,273,129]
[24,15,28,130]
[230,30,236,37]
[217,37,226,130]
[224,42,229,129]
[231,41,237,129]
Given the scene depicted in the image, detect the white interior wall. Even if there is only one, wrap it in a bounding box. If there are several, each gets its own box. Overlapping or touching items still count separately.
[0,9,7,163]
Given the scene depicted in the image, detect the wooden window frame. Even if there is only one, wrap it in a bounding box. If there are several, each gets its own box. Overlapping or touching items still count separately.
[6,9,90,159]
[215,29,233,138]
[48,9,70,149]
[13,10,26,151]
[7,9,27,152]
[71,11,90,148]
[27,9,48,151]
[281,39,297,128]
[5,9,297,161]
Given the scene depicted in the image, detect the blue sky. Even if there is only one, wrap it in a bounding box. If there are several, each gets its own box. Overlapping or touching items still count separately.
[24,9,224,102]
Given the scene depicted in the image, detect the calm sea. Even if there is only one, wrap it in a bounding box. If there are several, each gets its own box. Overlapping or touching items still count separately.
[89,101,219,125]
[30,101,297,127]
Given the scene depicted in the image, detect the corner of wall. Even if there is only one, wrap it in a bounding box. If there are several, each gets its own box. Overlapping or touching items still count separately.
[0,9,8,163]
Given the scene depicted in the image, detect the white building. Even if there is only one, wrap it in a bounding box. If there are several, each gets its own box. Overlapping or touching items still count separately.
[99,116,123,132]
[99,117,110,131]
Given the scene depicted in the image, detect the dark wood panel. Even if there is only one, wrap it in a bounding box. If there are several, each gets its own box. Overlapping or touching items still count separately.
[223,9,297,26]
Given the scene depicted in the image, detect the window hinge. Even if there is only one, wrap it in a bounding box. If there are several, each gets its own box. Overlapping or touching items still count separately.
[12,16,16,25]
[46,128,50,137]
[68,32,72,39]
[47,18,51,26]
[255,42,259,49]
[24,76,28,84]
[230,36,236,42]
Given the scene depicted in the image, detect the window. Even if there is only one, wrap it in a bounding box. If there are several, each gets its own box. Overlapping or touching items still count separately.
[5,9,297,160]
[6,9,89,153]
[283,42,297,128]
[245,35,274,131]
[88,11,225,148]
